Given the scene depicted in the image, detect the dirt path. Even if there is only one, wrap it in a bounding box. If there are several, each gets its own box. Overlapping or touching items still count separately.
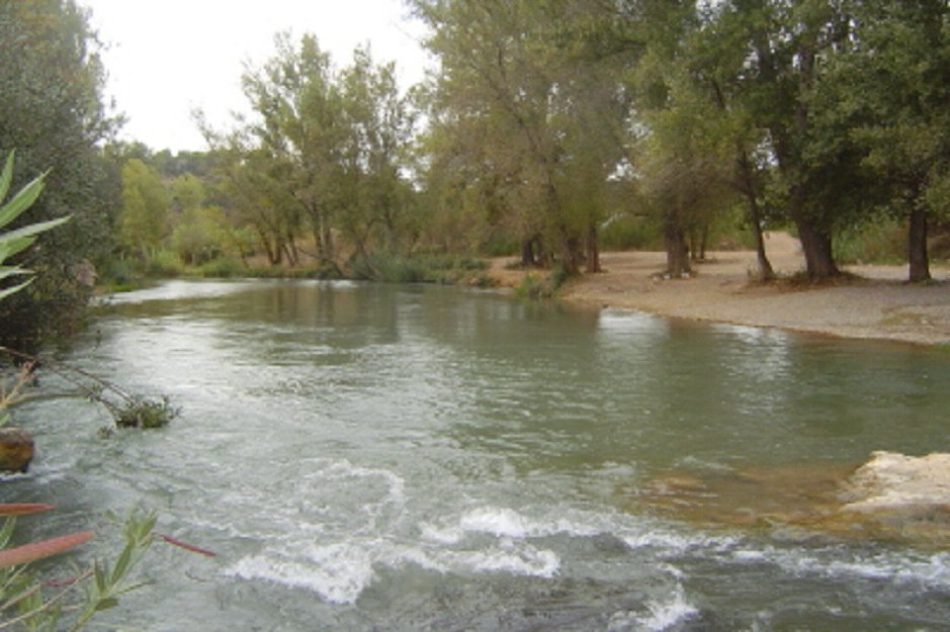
[488,233,950,345]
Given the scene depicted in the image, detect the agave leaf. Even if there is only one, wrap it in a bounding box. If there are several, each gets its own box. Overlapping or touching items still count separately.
[0,174,47,230]
[0,152,13,202]
[0,236,37,264]
[0,215,70,245]
[0,278,34,302]
[0,265,30,281]
[0,503,55,517]
[0,530,94,569]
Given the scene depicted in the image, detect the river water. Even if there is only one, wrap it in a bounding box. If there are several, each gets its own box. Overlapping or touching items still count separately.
[4,280,949,630]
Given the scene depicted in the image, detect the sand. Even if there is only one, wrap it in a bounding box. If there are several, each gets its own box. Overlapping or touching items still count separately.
[488,233,950,346]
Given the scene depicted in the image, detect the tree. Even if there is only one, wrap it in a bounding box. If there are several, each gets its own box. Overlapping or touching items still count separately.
[0,0,120,348]
[715,0,867,280]
[830,0,950,282]
[118,159,169,260]
[414,0,629,275]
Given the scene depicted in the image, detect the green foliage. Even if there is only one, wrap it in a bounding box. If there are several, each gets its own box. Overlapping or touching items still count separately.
[834,219,907,265]
[142,250,184,278]
[349,253,488,284]
[195,256,244,278]
[0,152,70,301]
[171,207,229,266]
[0,508,155,631]
[600,214,662,251]
[119,159,169,260]
[0,1,120,348]
[114,397,178,430]
[514,264,569,300]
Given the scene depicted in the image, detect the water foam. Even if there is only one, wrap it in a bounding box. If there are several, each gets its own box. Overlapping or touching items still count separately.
[423,505,613,544]
[226,542,376,605]
[635,584,700,631]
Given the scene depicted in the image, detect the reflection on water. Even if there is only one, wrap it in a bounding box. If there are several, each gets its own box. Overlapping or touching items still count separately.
[4,280,949,630]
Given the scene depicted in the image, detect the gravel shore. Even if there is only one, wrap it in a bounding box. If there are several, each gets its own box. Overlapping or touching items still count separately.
[490,233,950,346]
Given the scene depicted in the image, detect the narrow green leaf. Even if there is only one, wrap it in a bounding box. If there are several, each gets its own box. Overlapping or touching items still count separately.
[0,175,46,230]
[0,278,33,302]
[0,236,37,263]
[0,517,15,549]
[114,579,154,597]
[0,215,70,244]
[95,597,119,611]
[0,152,13,202]
[111,542,133,584]
[93,560,107,594]
[0,266,30,282]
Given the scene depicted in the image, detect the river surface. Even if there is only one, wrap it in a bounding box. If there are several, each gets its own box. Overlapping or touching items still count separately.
[4,280,949,630]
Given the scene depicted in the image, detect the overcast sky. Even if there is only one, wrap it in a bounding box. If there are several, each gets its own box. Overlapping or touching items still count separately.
[83,0,432,153]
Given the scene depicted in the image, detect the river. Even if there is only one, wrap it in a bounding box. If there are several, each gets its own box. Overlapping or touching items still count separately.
[4,280,948,630]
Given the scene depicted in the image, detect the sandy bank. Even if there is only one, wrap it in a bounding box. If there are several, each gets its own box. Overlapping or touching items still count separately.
[489,233,950,346]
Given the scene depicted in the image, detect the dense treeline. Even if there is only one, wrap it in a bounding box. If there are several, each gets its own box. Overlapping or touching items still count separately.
[1,0,948,346]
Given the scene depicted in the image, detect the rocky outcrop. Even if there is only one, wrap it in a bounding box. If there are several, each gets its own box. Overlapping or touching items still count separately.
[639,452,949,547]
[0,428,34,473]
[839,451,949,543]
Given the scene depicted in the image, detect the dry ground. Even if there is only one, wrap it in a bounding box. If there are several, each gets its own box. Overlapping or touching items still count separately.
[488,233,950,345]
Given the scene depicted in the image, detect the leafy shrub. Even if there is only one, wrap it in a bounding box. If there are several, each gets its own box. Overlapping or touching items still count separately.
[600,214,662,251]
[197,256,244,278]
[171,207,229,265]
[835,218,905,264]
[143,250,184,278]
[350,253,487,284]
[114,396,178,430]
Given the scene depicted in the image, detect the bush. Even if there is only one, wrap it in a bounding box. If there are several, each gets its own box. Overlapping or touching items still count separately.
[143,250,184,278]
[600,214,662,251]
[834,219,905,264]
[114,396,178,430]
[196,256,244,278]
[349,253,487,284]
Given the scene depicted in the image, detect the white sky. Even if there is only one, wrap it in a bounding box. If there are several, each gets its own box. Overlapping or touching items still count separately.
[82,0,432,153]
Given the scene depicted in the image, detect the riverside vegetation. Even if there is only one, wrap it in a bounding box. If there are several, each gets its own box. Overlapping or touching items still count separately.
[0,0,948,627]
[0,151,177,628]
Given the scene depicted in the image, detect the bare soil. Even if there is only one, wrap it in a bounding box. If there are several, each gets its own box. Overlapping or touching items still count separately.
[488,232,950,345]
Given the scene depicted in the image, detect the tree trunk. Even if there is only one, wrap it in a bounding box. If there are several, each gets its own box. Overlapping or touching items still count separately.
[796,219,838,279]
[255,224,278,266]
[520,236,536,267]
[561,233,582,276]
[664,213,691,277]
[908,206,931,282]
[322,221,335,263]
[585,221,602,274]
[735,153,775,281]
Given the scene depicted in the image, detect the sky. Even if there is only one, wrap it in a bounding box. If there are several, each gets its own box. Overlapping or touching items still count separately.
[82,0,432,153]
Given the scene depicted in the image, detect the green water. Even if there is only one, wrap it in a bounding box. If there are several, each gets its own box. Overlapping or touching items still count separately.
[4,280,948,630]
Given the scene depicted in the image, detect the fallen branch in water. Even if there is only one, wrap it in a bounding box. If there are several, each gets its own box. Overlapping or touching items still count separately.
[0,345,178,431]
[156,533,217,558]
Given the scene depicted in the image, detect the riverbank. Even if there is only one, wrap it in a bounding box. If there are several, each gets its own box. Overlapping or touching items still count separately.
[488,233,950,346]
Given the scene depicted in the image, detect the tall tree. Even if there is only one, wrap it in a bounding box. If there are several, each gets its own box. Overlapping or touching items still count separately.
[831,0,950,282]
[719,0,866,280]
[0,0,120,347]
[118,159,168,260]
